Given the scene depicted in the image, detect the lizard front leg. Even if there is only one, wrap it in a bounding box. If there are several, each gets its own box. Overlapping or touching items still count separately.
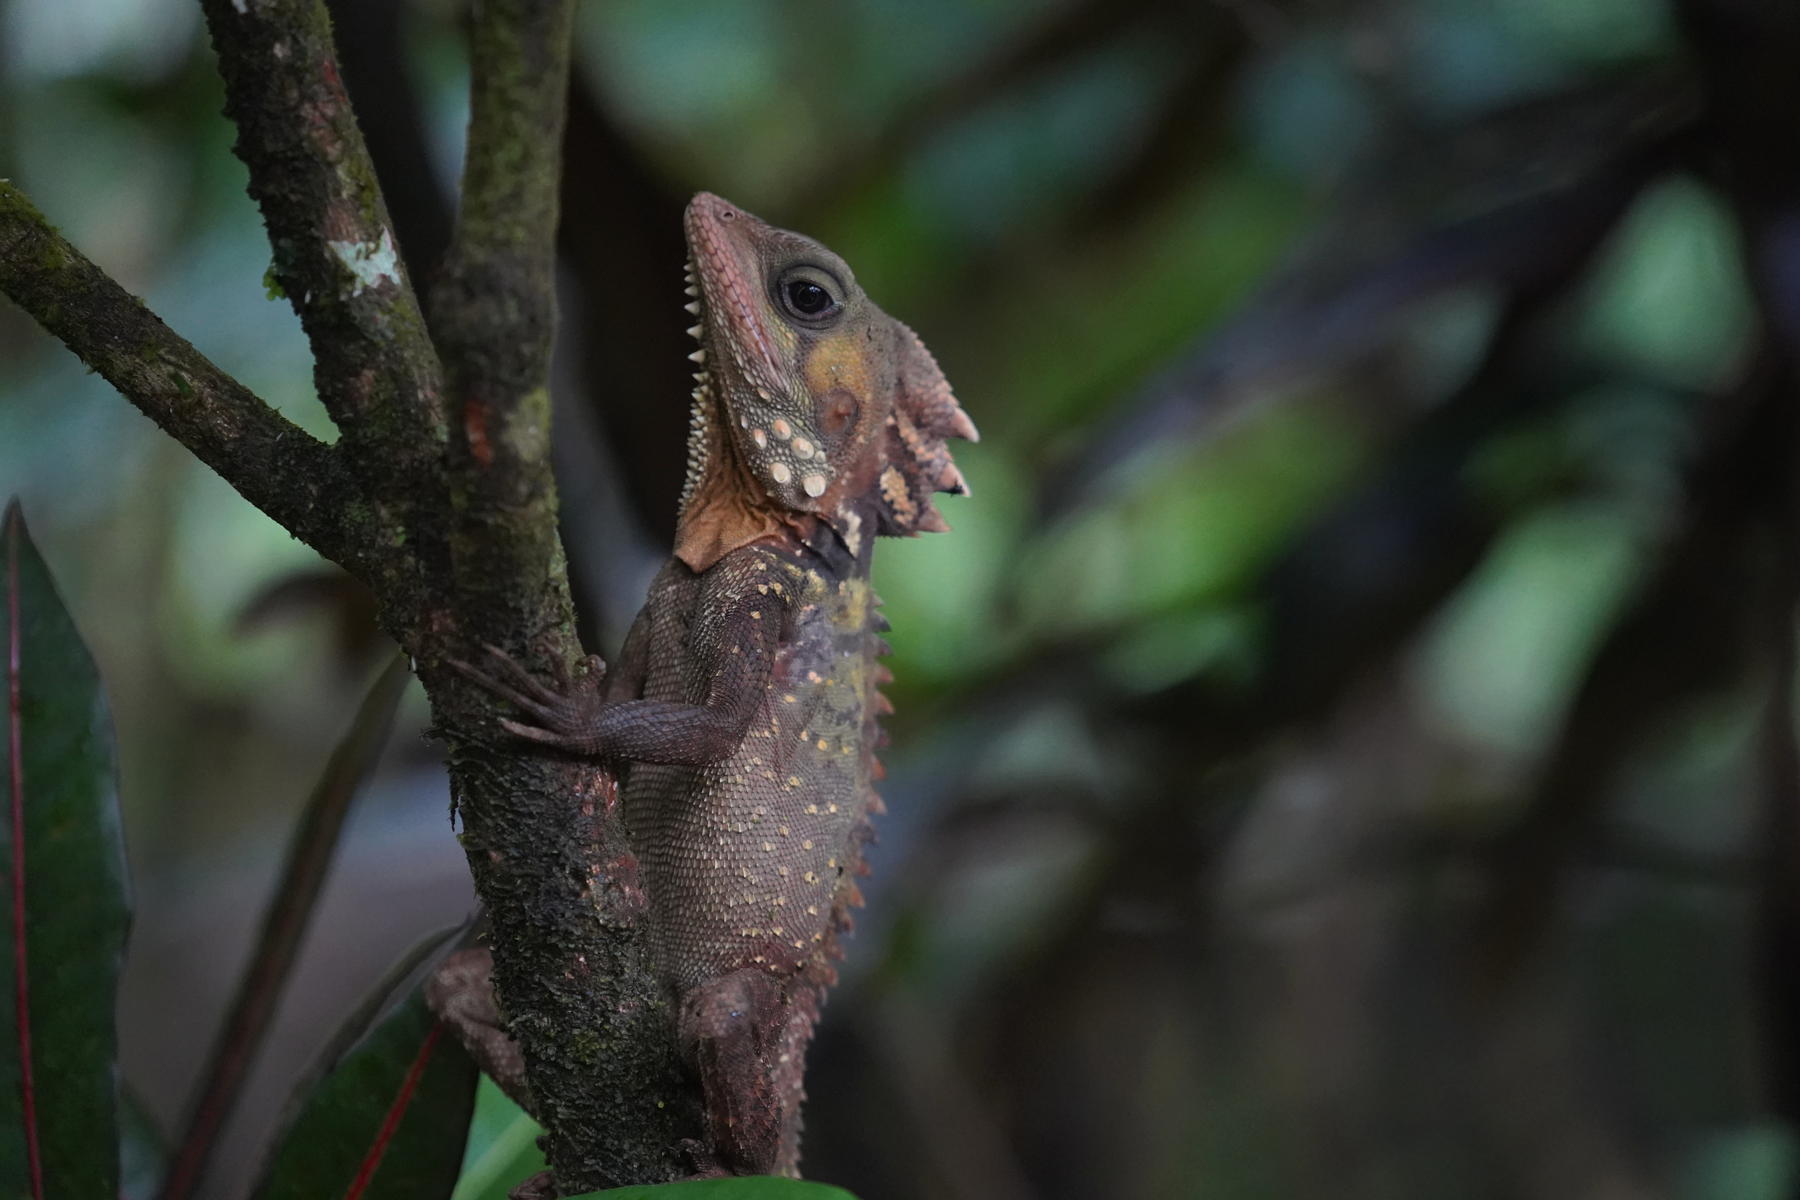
[427,610,664,1116]
[453,591,783,765]
[453,587,795,1178]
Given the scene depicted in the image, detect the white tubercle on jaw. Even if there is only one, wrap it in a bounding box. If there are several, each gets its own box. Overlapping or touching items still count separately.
[752,428,767,448]
[791,437,813,456]
[771,419,791,439]
[803,473,827,498]
[771,462,792,484]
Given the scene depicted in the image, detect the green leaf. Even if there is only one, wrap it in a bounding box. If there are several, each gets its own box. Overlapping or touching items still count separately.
[0,501,132,1198]
[570,1181,860,1200]
[253,926,479,1200]
[451,1076,546,1200]
[447,1087,862,1200]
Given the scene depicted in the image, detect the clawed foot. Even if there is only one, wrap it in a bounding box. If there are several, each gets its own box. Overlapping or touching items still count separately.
[678,1139,731,1179]
[449,644,608,753]
[506,1169,556,1200]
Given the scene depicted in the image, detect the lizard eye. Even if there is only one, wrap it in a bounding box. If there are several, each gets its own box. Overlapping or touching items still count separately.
[788,281,831,315]
[776,267,843,324]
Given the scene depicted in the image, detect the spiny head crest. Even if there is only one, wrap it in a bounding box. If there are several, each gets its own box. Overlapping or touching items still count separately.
[674,192,977,570]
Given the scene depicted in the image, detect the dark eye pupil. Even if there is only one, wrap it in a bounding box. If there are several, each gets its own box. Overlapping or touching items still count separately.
[787,280,831,315]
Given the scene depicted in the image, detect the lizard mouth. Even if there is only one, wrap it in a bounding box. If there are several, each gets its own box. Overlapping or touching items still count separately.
[682,193,785,384]
[680,193,835,520]
[677,197,791,521]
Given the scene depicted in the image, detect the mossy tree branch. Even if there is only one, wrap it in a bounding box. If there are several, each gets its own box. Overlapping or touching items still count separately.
[197,0,447,616]
[198,0,444,452]
[430,0,695,1188]
[435,0,576,623]
[0,182,365,575]
[0,0,696,1192]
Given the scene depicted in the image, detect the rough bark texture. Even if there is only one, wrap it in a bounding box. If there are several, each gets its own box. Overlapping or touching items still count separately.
[197,0,449,622]
[198,0,444,455]
[431,0,696,1187]
[0,0,695,1190]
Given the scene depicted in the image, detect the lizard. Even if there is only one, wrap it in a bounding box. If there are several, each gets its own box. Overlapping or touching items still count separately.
[438,191,976,1180]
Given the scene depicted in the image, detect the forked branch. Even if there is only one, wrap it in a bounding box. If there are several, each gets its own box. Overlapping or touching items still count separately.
[0,182,364,573]
[0,0,694,1192]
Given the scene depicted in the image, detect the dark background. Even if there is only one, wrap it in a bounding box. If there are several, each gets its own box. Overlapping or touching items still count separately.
[3,0,1797,1197]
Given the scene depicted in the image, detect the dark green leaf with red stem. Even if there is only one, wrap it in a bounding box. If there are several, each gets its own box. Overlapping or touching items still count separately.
[0,500,133,1198]
[159,652,414,1200]
[253,924,479,1200]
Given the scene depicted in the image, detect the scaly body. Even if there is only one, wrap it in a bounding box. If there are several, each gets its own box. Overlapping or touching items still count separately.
[456,193,974,1177]
[626,545,880,998]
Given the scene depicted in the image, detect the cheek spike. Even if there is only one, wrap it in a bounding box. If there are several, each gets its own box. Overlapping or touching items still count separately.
[915,507,951,534]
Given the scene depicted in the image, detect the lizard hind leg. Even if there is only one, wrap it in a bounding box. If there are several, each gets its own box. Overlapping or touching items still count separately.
[425,946,534,1116]
[678,968,800,1177]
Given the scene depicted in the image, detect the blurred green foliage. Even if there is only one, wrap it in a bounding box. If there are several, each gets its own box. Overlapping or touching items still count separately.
[453,1078,546,1200]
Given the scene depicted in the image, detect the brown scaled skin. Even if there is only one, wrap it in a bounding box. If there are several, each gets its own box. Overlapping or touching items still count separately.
[447,193,975,1180]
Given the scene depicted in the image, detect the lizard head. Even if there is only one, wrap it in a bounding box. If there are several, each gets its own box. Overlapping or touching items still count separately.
[674,192,978,571]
